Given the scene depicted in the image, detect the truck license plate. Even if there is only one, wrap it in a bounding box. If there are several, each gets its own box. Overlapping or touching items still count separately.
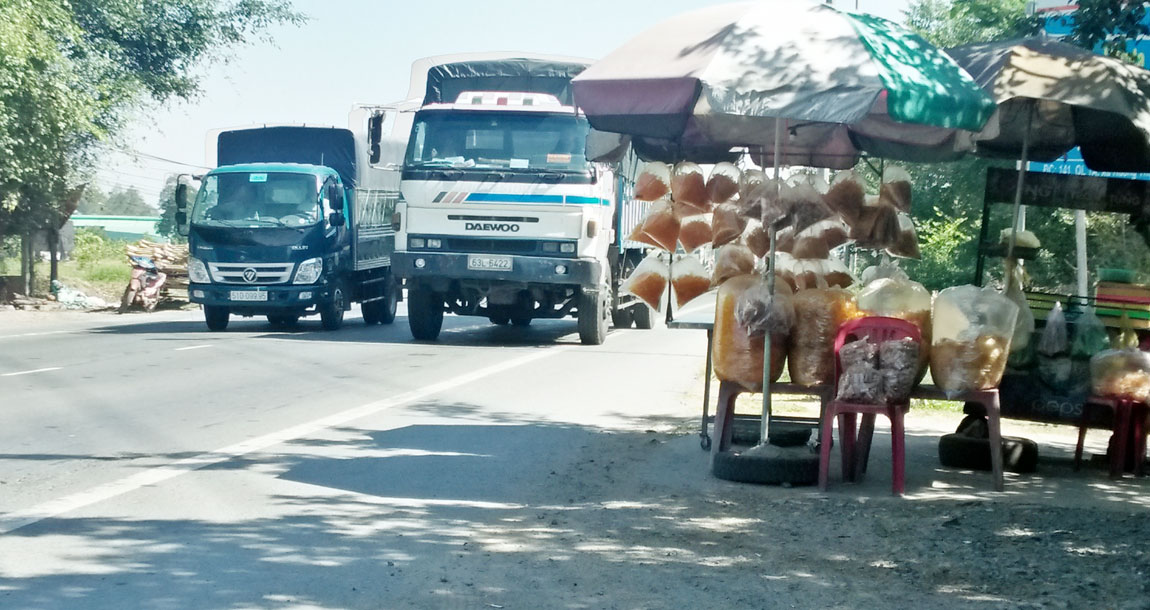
[467,255,512,271]
[230,290,268,302]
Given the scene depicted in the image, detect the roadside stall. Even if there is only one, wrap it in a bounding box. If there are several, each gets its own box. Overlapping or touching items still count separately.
[572,1,1008,491]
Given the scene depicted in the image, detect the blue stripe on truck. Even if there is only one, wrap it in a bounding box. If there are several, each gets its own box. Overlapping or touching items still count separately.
[465,193,564,204]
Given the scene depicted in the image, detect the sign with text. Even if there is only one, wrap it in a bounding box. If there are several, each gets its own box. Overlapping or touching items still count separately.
[985,167,1150,220]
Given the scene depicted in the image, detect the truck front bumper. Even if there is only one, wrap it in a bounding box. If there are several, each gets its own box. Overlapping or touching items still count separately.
[392,252,600,288]
[189,283,331,314]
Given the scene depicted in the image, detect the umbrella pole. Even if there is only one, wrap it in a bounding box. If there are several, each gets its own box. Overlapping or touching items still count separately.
[1004,103,1034,293]
[759,118,784,446]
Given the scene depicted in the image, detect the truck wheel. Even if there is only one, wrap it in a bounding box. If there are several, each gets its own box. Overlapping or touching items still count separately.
[612,307,633,329]
[361,300,382,325]
[511,317,532,327]
[489,317,510,326]
[267,314,299,328]
[204,306,230,331]
[408,285,444,341]
[633,303,654,330]
[378,279,399,325]
[321,287,345,331]
[577,288,608,345]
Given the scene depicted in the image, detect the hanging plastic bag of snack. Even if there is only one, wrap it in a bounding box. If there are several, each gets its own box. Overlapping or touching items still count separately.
[761,179,794,227]
[824,170,866,226]
[839,336,878,370]
[860,262,909,285]
[774,252,798,293]
[788,287,860,386]
[711,244,757,287]
[706,162,741,205]
[637,197,680,251]
[620,252,669,311]
[626,220,661,249]
[787,181,834,235]
[678,214,713,252]
[635,162,671,201]
[792,235,831,260]
[739,169,767,220]
[744,220,772,259]
[858,276,932,375]
[775,225,796,254]
[712,203,748,247]
[792,259,829,291]
[823,259,855,289]
[886,213,922,259]
[879,166,913,213]
[713,275,788,391]
[671,162,709,212]
[670,255,712,308]
[836,363,884,404]
[930,285,1019,397]
[735,277,795,338]
[1090,348,1150,402]
[1071,307,1111,360]
[1038,301,1070,357]
[1115,311,1140,349]
[798,218,851,250]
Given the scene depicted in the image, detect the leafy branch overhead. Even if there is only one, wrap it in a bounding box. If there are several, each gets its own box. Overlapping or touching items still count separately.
[0,0,303,240]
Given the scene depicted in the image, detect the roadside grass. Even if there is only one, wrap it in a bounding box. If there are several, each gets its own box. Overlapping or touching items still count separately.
[0,230,131,302]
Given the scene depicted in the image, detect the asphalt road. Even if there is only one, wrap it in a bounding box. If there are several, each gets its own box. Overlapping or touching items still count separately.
[0,305,708,609]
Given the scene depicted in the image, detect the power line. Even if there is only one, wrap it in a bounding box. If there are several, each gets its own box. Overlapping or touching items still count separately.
[112,147,211,170]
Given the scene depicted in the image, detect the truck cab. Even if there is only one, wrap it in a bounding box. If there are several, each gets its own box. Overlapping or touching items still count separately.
[394,90,618,343]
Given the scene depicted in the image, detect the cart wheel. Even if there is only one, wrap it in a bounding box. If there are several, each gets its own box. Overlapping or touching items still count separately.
[700,435,712,451]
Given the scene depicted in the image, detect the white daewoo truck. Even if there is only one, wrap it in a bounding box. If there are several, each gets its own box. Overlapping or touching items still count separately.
[364,54,651,345]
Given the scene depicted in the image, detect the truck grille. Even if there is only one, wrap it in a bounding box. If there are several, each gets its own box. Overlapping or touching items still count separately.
[208,262,294,284]
[445,238,538,254]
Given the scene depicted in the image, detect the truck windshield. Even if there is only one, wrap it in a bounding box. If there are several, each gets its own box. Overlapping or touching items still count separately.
[405,111,590,172]
[191,172,322,227]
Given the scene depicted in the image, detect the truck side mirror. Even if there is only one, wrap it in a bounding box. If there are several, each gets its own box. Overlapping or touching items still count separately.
[326,182,343,207]
[328,211,346,227]
[368,113,384,164]
[174,178,191,236]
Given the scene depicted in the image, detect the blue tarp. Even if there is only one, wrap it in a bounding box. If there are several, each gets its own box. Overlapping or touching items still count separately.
[217,127,358,187]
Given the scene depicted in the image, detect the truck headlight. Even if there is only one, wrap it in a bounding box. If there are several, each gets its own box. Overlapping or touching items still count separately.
[409,237,426,249]
[293,257,323,284]
[188,257,210,283]
[427,238,442,249]
[560,243,576,254]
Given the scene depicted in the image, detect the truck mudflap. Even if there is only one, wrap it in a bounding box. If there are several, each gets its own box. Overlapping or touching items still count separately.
[189,283,331,314]
[392,251,601,288]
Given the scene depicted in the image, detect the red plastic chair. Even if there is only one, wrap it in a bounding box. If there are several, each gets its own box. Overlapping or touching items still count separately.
[1075,395,1148,478]
[819,316,922,496]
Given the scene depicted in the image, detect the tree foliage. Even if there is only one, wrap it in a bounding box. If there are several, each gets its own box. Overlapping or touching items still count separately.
[0,0,302,244]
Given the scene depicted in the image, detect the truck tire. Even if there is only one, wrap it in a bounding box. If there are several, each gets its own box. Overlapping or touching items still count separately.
[378,279,399,325]
[204,306,230,331]
[489,317,510,326]
[320,287,345,331]
[633,303,654,330]
[361,300,383,325]
[577,288,608,345]
[612,307,633,329]
[408,285,444,341]
[511,317,532,327]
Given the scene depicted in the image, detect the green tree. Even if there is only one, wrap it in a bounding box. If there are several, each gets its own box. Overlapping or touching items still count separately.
[905,0,1040,48]
[1059,0,1149,60]
[0,0,303,290]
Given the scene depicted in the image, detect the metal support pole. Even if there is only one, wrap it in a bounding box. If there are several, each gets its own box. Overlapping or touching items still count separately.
[1004,103,1034,293]
[1075,209,1089,302]
[759,118,784,447]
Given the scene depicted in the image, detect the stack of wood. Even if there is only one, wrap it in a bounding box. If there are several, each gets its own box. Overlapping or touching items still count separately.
[126,240,190,302]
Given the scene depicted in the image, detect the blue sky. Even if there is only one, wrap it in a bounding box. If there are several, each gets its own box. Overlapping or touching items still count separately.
[97,0,911,204]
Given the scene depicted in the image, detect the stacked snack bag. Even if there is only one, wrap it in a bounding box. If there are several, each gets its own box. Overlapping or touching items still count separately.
[929,286,1019,396]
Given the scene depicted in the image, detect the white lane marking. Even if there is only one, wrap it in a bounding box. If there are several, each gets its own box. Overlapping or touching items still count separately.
[174,345,212,351]
[0,346,567,534]
[0,330,71,341]
[1,367,62,377]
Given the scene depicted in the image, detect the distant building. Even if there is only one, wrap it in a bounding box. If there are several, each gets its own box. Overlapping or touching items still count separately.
[70,215,162,241]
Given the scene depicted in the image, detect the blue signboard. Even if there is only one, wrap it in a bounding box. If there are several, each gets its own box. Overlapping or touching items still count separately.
[1028,6,1150,181]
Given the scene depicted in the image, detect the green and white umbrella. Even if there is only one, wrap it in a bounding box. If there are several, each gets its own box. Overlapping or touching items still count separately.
[573,1,996,168]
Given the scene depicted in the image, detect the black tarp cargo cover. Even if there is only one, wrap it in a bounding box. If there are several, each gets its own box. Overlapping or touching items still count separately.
[217,126,358,187]
[423,59,589,106]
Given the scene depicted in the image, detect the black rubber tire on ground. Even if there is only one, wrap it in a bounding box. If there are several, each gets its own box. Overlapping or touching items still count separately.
[204,305,230,332]
[938,432,1039,474]
[611,307,633,329]
[632,304,654,330]
[267,314,299,328]
[489,317,510,326]
[731,418,812,448]
[577,289,608,345]
[511,317,532,327]
[361,299,383,325]
[712,446,820,485]
[320,287,345,331]
[378,278,398,325]
[407,285,444,341]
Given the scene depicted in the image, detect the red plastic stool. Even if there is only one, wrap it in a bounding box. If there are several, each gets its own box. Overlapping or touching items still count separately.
[1075,396,1148,478]
[819,317,921,496]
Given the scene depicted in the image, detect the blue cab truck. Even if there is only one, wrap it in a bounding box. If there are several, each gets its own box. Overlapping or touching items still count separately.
[174,125,401,331]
